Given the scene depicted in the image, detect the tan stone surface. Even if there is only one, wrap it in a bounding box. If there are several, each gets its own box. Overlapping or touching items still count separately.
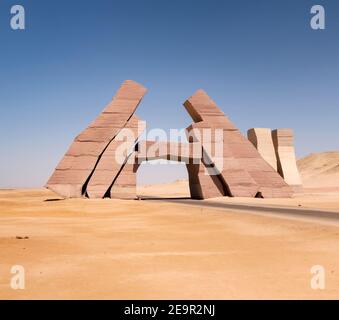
[86,115,145,199]
[186,162,225,199]
[46,84,297,200]
[184,90,292,198]
[272,129,303,192]
[46,80,147,198]
[110,154,139,200]
[247,128,278,171]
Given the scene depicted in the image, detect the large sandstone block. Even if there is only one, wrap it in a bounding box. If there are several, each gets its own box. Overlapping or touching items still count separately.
[86,115,145,198]
[46,81,296,201]
[46,80,147,198]
[184,90,293,198]
[110,153,138,200]
[55,155,98,170]
[272,129,303,192]
[247,128,278,171]
[186,126,259,197]
[184,93,237,130]
[186,162,225,199]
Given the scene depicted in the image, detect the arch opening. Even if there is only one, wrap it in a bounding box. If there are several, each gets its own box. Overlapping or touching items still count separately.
[136,160,190,199]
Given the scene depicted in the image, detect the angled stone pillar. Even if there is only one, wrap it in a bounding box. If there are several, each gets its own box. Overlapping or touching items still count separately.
[247,128,278,171]
[46,80,147,198]
[184,89,293,198]
[186,162,226,199]
[109,153,139,199]
[272,129,303,192]
[46,82,296,201]
[86,115,145,198]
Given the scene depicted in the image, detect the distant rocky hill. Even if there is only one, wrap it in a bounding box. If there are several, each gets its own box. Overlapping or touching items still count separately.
[297,152,339,187]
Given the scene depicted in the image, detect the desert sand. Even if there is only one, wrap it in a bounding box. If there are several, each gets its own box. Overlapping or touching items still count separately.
[298,151,339,188]
[1,180,339,299]
[0,152,338,300]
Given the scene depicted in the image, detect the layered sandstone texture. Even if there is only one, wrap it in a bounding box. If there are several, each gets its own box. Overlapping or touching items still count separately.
[46,82,295,200]
[46,80,147,199]
[247,128,278,171]
[183,90,293,198]
[272,129,303,192]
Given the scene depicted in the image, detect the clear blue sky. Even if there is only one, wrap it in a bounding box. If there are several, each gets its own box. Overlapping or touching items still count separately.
[0,0,338,187]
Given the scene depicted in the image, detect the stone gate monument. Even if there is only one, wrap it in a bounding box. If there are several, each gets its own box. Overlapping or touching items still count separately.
[46,80,301,199]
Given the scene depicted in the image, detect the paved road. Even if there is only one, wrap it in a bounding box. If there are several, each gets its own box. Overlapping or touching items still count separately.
[141,196,339,226]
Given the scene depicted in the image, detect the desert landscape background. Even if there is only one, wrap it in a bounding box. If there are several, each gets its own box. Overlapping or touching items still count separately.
[298,152,339,188]
[0,151,339,299]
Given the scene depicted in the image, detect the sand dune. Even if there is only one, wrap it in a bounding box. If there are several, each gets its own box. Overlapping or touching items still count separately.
[298,151,339,187]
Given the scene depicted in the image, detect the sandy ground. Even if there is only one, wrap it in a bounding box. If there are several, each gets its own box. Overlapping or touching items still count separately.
[298,151,339,188]
[1,185,339,300]
[140,180,339,211]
